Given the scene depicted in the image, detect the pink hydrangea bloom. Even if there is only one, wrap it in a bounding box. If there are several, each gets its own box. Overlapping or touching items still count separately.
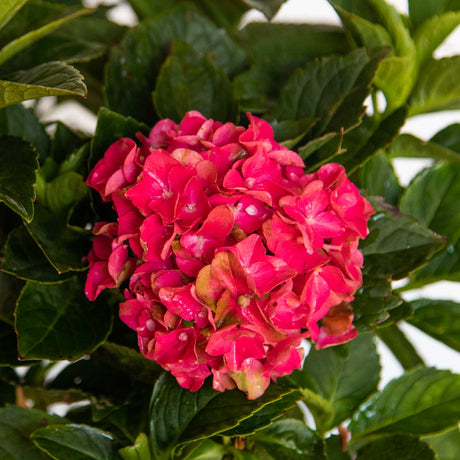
[86,111,374,399]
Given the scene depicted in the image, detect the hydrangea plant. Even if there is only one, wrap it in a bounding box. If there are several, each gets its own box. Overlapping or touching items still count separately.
[0,0,459,459]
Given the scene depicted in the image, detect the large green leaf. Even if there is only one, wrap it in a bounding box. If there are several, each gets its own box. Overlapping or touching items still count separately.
[0,61,86,108]
[356,435,436,460]
[0,7,90,67]
[0,104,49,161]
[243,0,287,19]
[431,123,460,151]
[400,163,460,242]
[408,299,460,351]
[1,225,73,282]
[0,406,67,460]
[409,56,460,115]
[105,6,245,123]
[15,277,113,360]
[0,0,27,31]
[25,203,90,273]
[350,367,460,440]
[32,424,118,460]
[119,433,153,460]
[424,426,460,460]
[414,11,460,66]
[389,133,460,163]
[0,135,38,221]
[360,198,445,279]
[290,333,380,431]
[153,41,236,123]
[409,0,460,28]
[358,151,403,206]
[273,48,378,137]
[149,373,301,460]
[251,419,326,460]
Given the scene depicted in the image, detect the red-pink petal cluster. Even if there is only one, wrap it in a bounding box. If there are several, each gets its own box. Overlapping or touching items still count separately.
[86,111,373,399]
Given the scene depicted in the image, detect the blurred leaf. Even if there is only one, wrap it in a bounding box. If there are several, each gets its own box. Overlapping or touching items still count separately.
[0,270,23,324]
[389,133,460,162]
[251,419,326,460]
[360,198,445,280]
[409,57,460,115]
[154,41,236,123]
[356,434,436,459]
[25,203,90,273]
[0,136,38,221]
[0,406,67,460]
[0,320,21,365]
[16,277,113,360]
[325,435,351,460]
[0,61,86,108]
[0,0,27,31]
[350,367,460,440]
[0,8,90,67]
[431,123,460,151]
[91,107,147,170]
[243,0,287,19]
[359,151,403,206]
[423,426,460,460]
[119,433,153,460]
[338,106,407,173]
[327,0,381,23]
[51,121,85,164]
[414,12,460,66]
[290,333,380,431]
[409,0,460,28]
[2,225,73,282]
[0,104,49,161]
[105,6,245,123]
[32,424,119,460]
[150,373,301,459]
[408,299,460,351]
[376,323,424,370]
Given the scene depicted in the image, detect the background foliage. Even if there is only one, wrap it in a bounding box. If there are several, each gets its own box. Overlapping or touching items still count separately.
[0,0,459,458]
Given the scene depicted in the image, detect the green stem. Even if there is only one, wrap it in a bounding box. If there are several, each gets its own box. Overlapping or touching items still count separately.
[377,323,425,370]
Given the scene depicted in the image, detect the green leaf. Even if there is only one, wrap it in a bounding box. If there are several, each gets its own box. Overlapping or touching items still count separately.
[431,123,460,151]
[0,270,23,325]
[356,435,436,460]
[273,48,376,137]
[91,108,147,170]
[414,12,460,66]
[0,104,49,161]
[358,151,403,206]
[360,198,445,279]
[270,118,317,147]
[409,57,460,115]
[352,275,403,330]
[119,433,152,460]
[376,323,424,370]
[25,203,90,273]
[149,373,301,460]
[243,0,287,19]
[408,299,460,352]
[350,367,460,440]
[0,0,27,31]
[105,6,245,123]
[409,0,460,28]
[389,133,460,162]
[0,406,67,460]
[0,61,86,108]
[0,8,91,67]
[338,106,407,173]
[0,136,38,221]
[400,163,460,242]
[423,426,460,460]
[325,435,351,460]
[32,424,118,460]
[153,41,236,123]
[290,333,380,431]
[179,439,227,460]
[2,225,73,282]
[15,277,113,360]
[251,419,326,460]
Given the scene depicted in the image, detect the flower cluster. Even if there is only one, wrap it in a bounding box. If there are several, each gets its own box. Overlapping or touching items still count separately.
[86,111,373,399]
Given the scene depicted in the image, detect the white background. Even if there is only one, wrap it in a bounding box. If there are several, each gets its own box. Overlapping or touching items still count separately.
[47,0,460,387]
